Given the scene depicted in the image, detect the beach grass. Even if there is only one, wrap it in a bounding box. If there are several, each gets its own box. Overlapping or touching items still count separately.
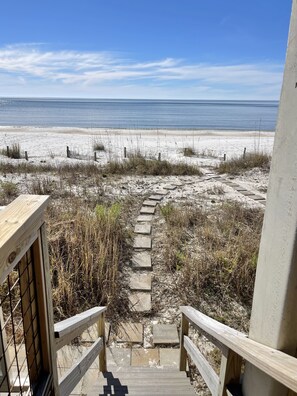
[93,139,105,151]
[0,156,202,176]
[106,155,202,176]
[48,197,132,321]
[0,181,19,205]
[217,152,271,174]
[160,201,263,310]
[0,143,22,159]
[183,147,196,157]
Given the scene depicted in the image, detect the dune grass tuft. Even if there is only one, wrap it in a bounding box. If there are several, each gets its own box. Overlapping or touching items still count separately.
[0,143,22,159]
[106,155,202,176]
[217,152,271,175]
[161,201,263,308]
[183,147,196,157]
[47,199,131,321]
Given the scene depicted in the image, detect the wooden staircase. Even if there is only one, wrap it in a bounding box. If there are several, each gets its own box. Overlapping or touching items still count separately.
[83,368,196,396]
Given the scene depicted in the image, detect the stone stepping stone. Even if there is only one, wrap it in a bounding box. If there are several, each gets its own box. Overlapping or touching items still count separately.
[164,185,177,190]
[241,191,256,196]
[106,347,131,368]
[134,236,152,249]
[137,214,153,222]
[228,184,239,188]
[131,348,159,367]
[140,206,156,215]
[154,189,168,196]
[249,195,266,201]
[57,345,97,370]
[131,251,152,270]
[116,322,143,343]
[143,200,158,207]
[129,292,151,312]
[134,224,152,235]
[160,348,180,367]
[129,273,152,291]
[153,324,179,345]
[223,182,238,187]
[149,194,164,201]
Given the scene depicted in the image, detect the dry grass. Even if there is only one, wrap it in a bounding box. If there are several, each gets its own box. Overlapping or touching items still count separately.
[106,156,202,176]
[0,162,55,174]
[161,201,263,310]
[93,139,105,151]
[0,162,138,322]
[217,152,271,175]
[0,143,21,159]
[47,198,132,321]
[0,156,201,177]
[183,147,196,157]
[0,181,19,205]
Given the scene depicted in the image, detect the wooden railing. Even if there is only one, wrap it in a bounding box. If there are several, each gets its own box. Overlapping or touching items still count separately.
[179,306,297,396]
[54,306,107,396]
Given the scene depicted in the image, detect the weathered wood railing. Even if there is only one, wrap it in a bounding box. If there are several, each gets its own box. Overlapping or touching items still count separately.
[179,306,297,395]
[54,306,107,396]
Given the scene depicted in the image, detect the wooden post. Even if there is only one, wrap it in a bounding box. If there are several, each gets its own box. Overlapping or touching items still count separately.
[66,146,70,158]
[243,147,246,158]
[243,2,297,395]
[94,151,97,162]
[0,307,11,392]
[179,313,189,371]
[6,146,9,157]
[36,225,61,394]
[158,153,161,161]
[223,153,226,161]
[124,147,127,158]
[218,348,242,396]
[25,151,28,161]
[97,313,107,372]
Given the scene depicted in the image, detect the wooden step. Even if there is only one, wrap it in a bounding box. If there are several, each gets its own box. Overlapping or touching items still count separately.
[82,369,196,396]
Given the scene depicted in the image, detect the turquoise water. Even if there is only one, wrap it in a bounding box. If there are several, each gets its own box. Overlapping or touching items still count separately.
[0,98,278,131]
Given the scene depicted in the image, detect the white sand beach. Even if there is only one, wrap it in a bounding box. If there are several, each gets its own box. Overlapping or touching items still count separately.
[0,126,274,167]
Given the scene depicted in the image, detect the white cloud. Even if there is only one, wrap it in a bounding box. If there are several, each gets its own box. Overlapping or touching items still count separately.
[0,44,283,99]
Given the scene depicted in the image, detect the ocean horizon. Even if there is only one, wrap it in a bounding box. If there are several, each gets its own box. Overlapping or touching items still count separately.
[0,98,278,131]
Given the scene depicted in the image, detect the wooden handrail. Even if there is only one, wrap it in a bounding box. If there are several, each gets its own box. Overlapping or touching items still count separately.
[184,335,219,395]
[180,306,297,394]
[59,337,104,396]
[54,306,106,350]
[0,195,50,284]
[55,306,107,396]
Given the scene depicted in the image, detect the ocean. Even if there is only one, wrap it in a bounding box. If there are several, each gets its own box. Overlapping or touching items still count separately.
[0,98,278,131]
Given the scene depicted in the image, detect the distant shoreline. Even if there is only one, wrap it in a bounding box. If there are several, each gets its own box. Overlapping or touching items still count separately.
[0,125,275,137]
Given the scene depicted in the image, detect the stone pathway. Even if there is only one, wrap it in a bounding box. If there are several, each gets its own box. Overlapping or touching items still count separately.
[128,187,168,313]
[128,180,189,314]
[203,172,266,205]
[123,180,187,360]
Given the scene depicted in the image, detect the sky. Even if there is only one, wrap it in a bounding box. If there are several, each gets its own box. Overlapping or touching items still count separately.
[0,0,292,100]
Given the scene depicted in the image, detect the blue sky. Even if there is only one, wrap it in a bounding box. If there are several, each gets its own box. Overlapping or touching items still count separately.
[0,0,292,99]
